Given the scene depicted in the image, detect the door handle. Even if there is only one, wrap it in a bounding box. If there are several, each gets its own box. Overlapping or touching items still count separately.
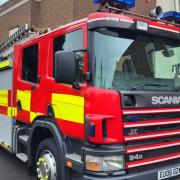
[31,85,38,90]
[17,100,22,110]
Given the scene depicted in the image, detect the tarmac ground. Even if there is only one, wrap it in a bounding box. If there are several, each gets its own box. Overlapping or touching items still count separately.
[0,148,36,180]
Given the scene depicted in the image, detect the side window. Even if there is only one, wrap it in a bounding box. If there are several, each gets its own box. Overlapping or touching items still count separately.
[22,44,38,83]
[54,29,84,82]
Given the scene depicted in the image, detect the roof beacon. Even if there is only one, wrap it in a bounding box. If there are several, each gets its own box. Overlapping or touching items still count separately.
[93,0,135,9]
[161,11,180,24]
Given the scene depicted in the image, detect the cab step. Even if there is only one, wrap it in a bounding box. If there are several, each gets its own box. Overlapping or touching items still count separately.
[65,154,82,163]
[16,153,28,162]
[18,135,29,145]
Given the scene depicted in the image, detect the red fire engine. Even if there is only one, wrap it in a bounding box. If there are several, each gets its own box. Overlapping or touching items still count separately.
[0,0,180,179]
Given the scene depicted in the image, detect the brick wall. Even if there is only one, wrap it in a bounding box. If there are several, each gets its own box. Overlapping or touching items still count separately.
[31,0,74,29]
[73,0,98,21]
[0,0,31,42]
[0,0,156,43]
[131,0,156,16]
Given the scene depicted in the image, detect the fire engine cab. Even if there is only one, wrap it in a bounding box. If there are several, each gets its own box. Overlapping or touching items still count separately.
[0,0,180,179]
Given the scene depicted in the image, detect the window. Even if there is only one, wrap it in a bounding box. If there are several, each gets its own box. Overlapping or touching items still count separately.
[22,44,38,83]
[54,29,84,82]
[93,28,180,92]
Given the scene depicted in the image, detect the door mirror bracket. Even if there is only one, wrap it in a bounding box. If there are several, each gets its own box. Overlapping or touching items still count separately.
[72,82,81,90]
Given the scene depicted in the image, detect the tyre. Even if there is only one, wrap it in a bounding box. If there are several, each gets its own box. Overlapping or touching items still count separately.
[36,138,62,180]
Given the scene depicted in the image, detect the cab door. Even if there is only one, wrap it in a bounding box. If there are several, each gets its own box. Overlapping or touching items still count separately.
[45,23,88,139]
[14,42,41,124]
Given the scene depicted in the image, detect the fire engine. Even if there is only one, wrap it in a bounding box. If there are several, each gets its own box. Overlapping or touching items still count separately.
[0,0,180,179]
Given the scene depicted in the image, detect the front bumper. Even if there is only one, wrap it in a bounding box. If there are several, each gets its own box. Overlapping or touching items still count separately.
[82,162,180,180]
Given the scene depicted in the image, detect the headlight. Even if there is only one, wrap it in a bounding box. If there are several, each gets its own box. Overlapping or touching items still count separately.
[85,155,124,172]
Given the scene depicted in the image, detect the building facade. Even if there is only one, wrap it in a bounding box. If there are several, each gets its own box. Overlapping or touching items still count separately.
[157,0,180,12]
[0,0,157,43]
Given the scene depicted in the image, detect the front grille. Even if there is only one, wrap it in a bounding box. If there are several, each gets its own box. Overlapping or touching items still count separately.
[123,110,180,169]
[124,124,180,136]
[123,112,180,122]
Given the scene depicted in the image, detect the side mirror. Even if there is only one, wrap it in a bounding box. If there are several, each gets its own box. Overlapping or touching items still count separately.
[54,50,76,84]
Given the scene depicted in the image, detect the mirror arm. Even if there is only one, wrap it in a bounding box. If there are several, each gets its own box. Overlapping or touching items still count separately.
[72,82,81,90]
[85,72,91,81]
[73,48,88,53]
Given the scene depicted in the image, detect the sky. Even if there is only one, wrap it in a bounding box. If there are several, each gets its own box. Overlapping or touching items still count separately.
[0,0,8,6]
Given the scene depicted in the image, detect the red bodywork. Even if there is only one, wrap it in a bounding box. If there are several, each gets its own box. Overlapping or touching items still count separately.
[12,12,180,169]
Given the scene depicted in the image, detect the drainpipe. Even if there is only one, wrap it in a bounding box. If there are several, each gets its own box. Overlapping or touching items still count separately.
[174,0,180,12]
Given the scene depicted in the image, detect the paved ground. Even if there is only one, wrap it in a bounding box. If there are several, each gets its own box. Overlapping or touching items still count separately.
[0,148,37,180]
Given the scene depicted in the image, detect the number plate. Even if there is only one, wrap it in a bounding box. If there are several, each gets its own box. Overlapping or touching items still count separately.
[158,166,180,180]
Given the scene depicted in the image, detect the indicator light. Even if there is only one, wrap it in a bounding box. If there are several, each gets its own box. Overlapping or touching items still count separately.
[89,123,96,137]
[67,161,73,168]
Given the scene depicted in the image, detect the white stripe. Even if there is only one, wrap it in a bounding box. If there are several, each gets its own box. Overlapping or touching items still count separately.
[123,108,180,115]
[127,142,180,153]
[149,25,179,33]
[124,120,180,128]
[125,131,180,141]
[0,0,29,17]
[88,18,107,23]
[88,17,179,33]
[120,19,134,23]
[88,17,134,24]
[128,154,180,168]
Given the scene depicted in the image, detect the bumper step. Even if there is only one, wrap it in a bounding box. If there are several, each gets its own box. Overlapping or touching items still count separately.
[65,154,84,174]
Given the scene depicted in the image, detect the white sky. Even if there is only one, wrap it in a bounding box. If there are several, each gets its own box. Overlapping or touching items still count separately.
[0,0,8,5]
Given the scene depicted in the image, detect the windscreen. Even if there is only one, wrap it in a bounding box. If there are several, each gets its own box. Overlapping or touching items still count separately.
[93,28,180,91]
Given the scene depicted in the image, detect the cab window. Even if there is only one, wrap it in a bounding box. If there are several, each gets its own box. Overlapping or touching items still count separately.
[53,29,84,82]
[22,44,38,83]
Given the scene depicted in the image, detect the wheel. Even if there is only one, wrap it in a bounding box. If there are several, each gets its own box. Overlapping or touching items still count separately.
[36,138,61,180]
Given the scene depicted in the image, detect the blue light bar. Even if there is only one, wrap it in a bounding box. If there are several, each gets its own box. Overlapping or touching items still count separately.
[93,0,135,9]
[161,11,180,22]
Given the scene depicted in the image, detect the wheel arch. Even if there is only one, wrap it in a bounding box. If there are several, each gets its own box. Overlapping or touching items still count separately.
[28,118,66,180]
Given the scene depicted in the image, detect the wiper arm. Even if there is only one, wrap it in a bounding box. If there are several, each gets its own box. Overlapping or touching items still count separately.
[130,83,168,91]
[174,86,180,92]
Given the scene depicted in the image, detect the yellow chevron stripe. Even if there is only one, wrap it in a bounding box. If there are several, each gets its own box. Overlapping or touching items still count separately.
[17,90,31,111]
[52,94,84,124]
[0,60,10,69]
[30,112,42,122]
[0,90,8,107]
[8,107,12,116]
[12,107,17,117]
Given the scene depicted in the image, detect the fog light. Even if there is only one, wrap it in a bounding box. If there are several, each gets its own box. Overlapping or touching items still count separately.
[85,155,124,172]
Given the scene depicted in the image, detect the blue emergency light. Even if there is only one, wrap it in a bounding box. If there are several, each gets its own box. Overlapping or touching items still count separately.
[93,0,135,9]
[161,11,180,22]
[0,57,3,62]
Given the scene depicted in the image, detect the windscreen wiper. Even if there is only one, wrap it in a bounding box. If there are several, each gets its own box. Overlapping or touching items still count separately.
[174,86,180,92]
[130,83,168,91]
